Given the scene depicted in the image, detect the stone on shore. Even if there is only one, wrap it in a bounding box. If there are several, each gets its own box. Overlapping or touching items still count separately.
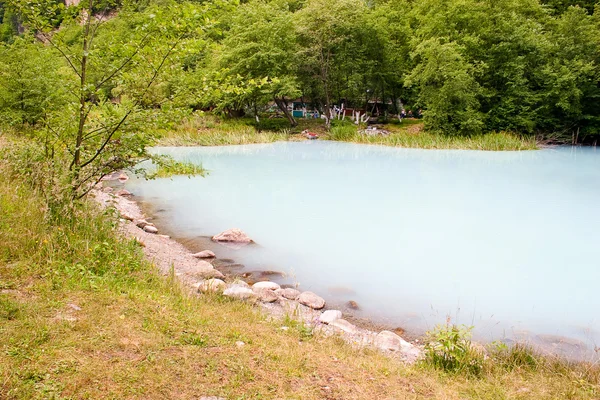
[297,291,325,309]
[252,281,280,291]
[116,189,132,196]
[276,288,300,300]
[144,225,158,234]
[198,279,226,293]
[200,269,225,280]
[374,330,413,352]
[136,219,150,228]
[212,228,253,243]
[254,289,278,303]
[319,310,342,324]
[192,250,216,259]
[120,212,134,221]
[223,286,255,300]
[329,319,357,334]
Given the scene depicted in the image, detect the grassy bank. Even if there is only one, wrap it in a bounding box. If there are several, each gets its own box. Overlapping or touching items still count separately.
[1,144,598,399]
[155,113,538,150]
[326,121,538,151]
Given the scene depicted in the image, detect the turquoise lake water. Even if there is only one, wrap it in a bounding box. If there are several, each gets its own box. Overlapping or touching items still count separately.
[125,142,600,358]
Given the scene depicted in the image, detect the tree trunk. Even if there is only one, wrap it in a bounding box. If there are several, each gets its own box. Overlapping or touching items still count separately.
[72,0,92,174]
[274,96,297,127]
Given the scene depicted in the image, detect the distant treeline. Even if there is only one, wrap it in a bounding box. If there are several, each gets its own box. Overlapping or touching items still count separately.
[1,0,599,141]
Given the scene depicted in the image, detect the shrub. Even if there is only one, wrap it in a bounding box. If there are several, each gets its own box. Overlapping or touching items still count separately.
[423,324,484,376]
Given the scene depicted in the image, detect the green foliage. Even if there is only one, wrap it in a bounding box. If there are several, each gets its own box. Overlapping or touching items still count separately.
[423,324,484,376]
[151,158,205,178]
[0,37,67,125]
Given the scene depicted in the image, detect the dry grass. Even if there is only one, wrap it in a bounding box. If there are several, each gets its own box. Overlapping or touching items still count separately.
[1,148,598,399]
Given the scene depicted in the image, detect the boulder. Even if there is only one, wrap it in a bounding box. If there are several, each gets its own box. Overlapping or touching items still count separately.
[276,288,300,300]
[329,319,357,334]
[223,286,255,300]
[198,279,226,293]
[192,250,216,259]
[374,330,413,352]
[144,225,158,234]
[319,310,342,324]
[252,281,280,291]
[297,291,325,310]
[118,173,129,182]
[212,228,253,243]
[254,289,278,303]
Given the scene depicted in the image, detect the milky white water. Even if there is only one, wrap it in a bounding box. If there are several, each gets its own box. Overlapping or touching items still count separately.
[125,142,600,357]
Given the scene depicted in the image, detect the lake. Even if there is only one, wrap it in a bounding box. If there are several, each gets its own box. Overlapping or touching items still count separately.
[125,141,600,358]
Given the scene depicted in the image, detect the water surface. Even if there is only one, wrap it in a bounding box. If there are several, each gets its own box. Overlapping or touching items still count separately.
[126,142,600,357]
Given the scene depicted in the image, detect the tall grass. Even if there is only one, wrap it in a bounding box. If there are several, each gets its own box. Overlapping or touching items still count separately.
[156,113,293,146]
[327,124,538,151]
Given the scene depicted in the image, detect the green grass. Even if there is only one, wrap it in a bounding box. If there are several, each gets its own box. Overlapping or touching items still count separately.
[157,113,538,151]
[1,139,598,399]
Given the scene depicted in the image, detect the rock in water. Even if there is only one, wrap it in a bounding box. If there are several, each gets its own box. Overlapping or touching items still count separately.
[198,279,226,293]
[212,228,253,243]
[192,250,216,259]
[297,291,325,309]
[252,281,280,291]
[374,330,413,352]
[346,300,360,310]
[319,310,342,324]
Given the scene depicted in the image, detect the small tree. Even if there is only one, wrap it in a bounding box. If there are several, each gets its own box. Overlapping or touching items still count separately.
[7,0,202,206]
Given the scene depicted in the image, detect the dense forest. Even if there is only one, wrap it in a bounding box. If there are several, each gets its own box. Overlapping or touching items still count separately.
[1,0,599,200]
[1,0,599,137]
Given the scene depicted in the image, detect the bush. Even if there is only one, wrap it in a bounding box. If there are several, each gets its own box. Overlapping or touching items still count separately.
[423,324,484,376]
